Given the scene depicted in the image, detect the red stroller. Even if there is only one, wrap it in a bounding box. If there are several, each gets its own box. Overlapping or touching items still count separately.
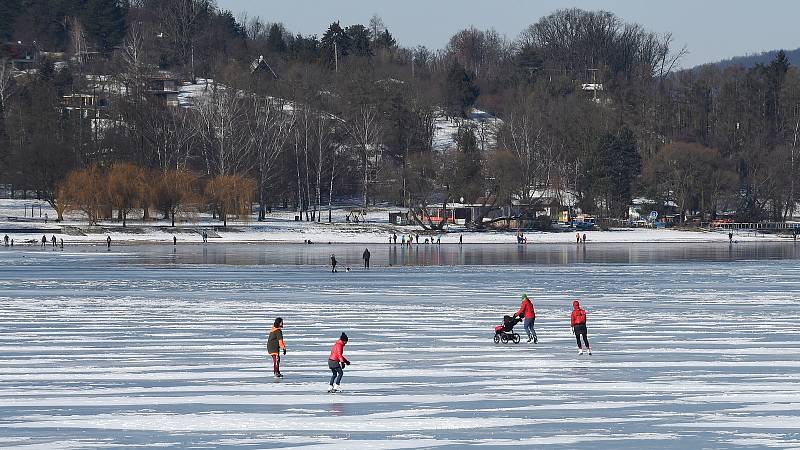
[493,315,522,344]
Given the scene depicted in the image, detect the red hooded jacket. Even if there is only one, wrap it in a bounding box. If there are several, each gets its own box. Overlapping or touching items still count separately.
[329,339,349,363]
[570,300,587,327]
[516,298,535,319]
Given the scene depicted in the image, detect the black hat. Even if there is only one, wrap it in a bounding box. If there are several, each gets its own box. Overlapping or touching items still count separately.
[340,332,348,342]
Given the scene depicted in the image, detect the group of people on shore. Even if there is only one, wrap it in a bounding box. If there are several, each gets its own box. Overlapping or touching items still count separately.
[512,294,592,354]
[265,295,592,393]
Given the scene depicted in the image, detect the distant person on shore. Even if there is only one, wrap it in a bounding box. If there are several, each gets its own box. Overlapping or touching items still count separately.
[267,317,287,378]
[514,294,538,343]
[363,248,371,269]
[107,236,112,249]
[570,300,591,355]
[330,254,338,272]
[327,332,350,393]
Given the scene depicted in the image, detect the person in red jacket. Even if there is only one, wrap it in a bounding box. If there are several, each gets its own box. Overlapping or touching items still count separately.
[514,294,538,343]
[327,333,350,392]
[570,300,591,355]
[267,318,287,378]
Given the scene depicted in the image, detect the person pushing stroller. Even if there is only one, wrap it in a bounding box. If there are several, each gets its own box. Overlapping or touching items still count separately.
[514,294,538,343]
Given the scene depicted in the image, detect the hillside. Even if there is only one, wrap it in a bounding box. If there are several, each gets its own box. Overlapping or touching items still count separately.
[699,48,800,70]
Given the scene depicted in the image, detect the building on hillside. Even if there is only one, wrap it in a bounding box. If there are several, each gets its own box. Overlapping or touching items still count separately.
[1,41,39,69]
[145,72,180,106]
[250,55,278,79]
[61,94,105,118]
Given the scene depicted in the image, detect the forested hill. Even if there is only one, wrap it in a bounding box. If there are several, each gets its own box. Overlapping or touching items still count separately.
[1,2,800,226]
[701,48,800,70]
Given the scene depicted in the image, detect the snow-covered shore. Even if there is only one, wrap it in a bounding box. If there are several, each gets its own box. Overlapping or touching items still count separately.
[0,198,789,246]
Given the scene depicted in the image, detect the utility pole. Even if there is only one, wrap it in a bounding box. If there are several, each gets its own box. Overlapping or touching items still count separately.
[334,41,338,73]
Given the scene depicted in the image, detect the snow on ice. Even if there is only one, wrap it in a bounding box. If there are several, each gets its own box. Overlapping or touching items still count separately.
[0,245,799,448]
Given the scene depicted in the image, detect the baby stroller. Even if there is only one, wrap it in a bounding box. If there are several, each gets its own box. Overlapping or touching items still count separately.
[493,315,522,344]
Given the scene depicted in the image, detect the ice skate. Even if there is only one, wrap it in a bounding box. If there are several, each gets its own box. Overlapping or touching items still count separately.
[578,348,584,355]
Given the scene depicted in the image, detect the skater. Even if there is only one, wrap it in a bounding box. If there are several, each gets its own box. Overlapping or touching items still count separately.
[436,236,441,245]
[363,248,370,269]
[728,232,733,243]
[393,233,397,244]
[330,254,338,272]
[51,235,56,248]
[570,300,591,355]
[106,236,112,249]
[173,236,177,246]
[328,332,350,392]
[267,317,287,378]
[202,231,208,243]
[41,235,47,247]
[4,234,8,247]
[576,232,581,244]
[401,235,405,245]
[459,234,463,245]
[514,294,538,343]
[415,234,419,244]
[582,233,587,243]
[59,238,64,249]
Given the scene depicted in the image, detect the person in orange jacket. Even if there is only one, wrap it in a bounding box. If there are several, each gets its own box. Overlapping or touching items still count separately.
[327,333,350,392]
[267,317,287,378]
[570,300,591,355]
[514,294,538,343]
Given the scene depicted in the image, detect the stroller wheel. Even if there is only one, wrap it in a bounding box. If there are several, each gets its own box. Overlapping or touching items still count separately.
[512,334,521,344]
[493,334,500,344]
[501,335,508,344]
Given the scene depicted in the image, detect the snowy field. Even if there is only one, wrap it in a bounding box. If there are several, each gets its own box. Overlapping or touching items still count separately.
[1,244,800,449]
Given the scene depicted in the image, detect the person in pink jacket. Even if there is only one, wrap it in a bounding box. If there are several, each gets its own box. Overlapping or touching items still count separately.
[327,333,350,392]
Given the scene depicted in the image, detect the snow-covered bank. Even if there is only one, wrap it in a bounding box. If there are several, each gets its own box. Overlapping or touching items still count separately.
[0,198,791,245]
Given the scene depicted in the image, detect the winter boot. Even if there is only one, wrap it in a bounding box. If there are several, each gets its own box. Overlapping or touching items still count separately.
[527,336,533,343]
[533,336,538,344]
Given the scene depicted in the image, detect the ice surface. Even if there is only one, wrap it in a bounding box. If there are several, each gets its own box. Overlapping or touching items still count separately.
[1,245,799,448]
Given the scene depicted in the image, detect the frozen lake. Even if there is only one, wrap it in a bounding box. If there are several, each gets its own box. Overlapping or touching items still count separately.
[2,243,800,448]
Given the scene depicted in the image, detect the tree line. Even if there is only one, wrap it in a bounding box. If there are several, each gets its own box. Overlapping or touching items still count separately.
[1,3,799,227]
[57,162,254,227]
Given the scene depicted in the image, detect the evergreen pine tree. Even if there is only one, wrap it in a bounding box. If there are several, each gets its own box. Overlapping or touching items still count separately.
[267,23,287,54]
[82,0,127,53]
[443,62,479,118]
